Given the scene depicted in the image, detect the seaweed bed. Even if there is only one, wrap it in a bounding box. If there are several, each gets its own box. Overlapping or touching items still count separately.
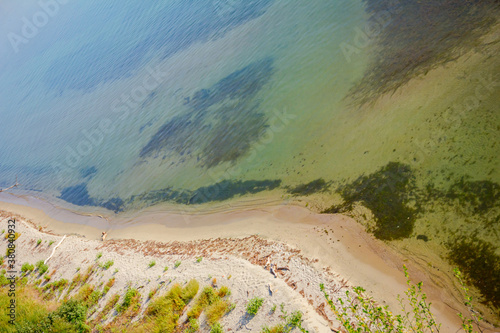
[447,235,500,309]
[322,162,419,240]
[58,179,282,212]
[58,183,124,213]
[286,178,330,196]
[446,178,500,214]
[129,179,282,206]
[140,57,275,168]
[349,0,499,105]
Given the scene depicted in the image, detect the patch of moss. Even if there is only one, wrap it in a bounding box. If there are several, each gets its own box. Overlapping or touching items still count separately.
[287,178,330,196]
[447,235,500,308]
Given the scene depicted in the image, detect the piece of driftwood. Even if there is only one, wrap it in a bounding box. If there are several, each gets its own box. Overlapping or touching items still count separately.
[0,176,20,193]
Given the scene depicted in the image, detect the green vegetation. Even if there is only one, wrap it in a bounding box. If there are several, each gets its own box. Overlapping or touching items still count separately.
[36,239,42,246]
[21,262,34,273]
[246,297,264,316]
[43,279,68,299]
[321,266,487,333]
[96,252,102,260]
[206,298,232,325]
[49,240,55,246]
[0,286,88,332]
[262,304,308,333]
[139,279,199,332]
[196,256,203,263]
[187,284,233,328]
[98,293,120,320]
[164,266,169,272]
[103,278,115,295]
[74,284,100,308]
[148,286,160,299]
[103,260,114,270]
[0,276,237,332]
[116,288,140,313]
[447,235,500,308]
[210,322,224,333]
[35,260,49,275]
[174,260,182,268]
[186,318,199,333]
[149,260,156,268]
[218,285,231,297]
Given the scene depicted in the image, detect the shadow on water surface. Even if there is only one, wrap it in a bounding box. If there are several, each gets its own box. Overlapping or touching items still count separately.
[349,0,499,105]
[140,57,275,168]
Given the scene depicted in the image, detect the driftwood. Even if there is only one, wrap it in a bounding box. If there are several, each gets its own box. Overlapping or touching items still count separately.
[270,264,277,278]
[268,283,275,296]
[0,176,20,193]
[44,235,66,265]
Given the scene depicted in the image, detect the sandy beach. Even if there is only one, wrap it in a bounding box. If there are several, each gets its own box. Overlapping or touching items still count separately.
[0,193,473,332]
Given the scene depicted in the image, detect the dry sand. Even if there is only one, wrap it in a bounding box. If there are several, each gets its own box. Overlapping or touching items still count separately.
[0,194,469,332]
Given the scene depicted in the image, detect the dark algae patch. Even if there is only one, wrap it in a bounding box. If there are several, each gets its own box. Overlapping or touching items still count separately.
[287,178,330,196]
[446,177,500,214]
[323,162,418,240]
[140,57,275,168]
[58,183,124,213]
[59,184,94,207]
[188,179,282,204]
[447,235,500,309]
[350,0,499,104]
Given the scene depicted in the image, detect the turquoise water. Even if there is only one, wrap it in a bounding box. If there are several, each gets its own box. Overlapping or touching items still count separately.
[0,0,366,209]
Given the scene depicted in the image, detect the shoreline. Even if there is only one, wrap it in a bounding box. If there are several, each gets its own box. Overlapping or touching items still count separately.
[0,192,469,331]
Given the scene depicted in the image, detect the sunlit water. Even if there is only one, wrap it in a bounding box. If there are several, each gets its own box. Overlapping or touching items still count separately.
[0,0,499,321]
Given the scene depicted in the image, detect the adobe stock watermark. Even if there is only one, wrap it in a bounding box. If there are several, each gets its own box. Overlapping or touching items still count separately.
[5,219,18,325]
[50,64,170,180]
[340,1,401,63]
[7,0,69,54]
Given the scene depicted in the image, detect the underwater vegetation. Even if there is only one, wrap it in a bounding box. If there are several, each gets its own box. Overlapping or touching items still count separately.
[58,183,124,213]
[350,0,499,104]
[187,179,281,204]
[446,178,500,215]
[323,162,418,240]
[140,57,275,168]
[79,166,97,179]
[447,235,500,309]
[59,179,281,212]
[286,178,330,196]
[130,179,282,206]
